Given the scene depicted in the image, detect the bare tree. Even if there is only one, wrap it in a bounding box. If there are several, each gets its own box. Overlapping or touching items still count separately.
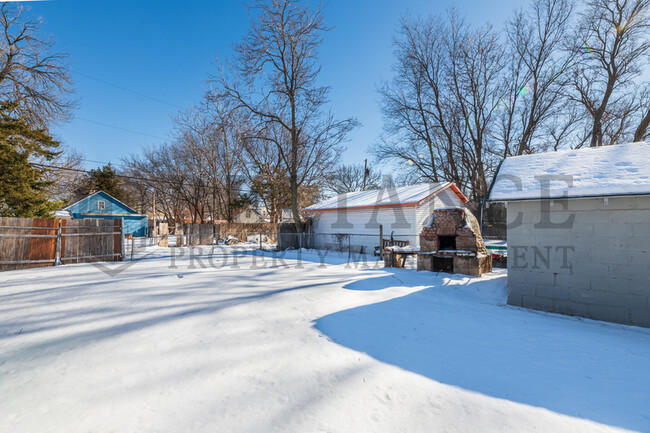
[446,16,506,202]
[325,163,381,194]
[0,4,74,126]
[201,98,247,222]
[499,0,574,155]
[570,0,650,147]
[374,11,505,203]
[240,131,292,224]
[633,84,650,141]
[172,101,246,223]
[373,15,465,190]
[42,145,85,202]
[123,99,250,226]
[217,0,357,233]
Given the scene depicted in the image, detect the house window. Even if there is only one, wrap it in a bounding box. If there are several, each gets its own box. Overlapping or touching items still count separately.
[97,200,106,210]
[246,211,251,218]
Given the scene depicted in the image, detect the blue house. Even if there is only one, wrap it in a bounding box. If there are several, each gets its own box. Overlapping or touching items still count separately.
[61,191,148,237]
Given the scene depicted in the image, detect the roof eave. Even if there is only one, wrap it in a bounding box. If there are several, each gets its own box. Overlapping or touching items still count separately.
[304,201,421,212]
[62,190,139,214]
[487,191,650,202]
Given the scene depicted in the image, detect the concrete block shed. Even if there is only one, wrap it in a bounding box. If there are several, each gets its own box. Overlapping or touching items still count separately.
[304,182,468,254]
[488,141,650,328]
[60,191,148,237]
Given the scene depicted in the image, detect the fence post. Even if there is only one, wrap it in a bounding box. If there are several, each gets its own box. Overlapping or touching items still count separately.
[379,224,383,260]
[259,231,263,250]
[348,235,351,260]
[120,218,125,261]
[55,219,62,266]
[130,236,135,261]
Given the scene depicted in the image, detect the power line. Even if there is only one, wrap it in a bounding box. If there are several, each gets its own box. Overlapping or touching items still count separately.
[79,158,127,168]
[72,70,183,109]
[76,116,167,141]
[32,162,252,195]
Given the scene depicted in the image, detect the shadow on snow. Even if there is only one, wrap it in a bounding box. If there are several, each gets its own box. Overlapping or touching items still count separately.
[315,270,650,432]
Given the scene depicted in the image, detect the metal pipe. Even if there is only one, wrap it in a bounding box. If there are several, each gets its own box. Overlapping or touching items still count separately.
[0,259,57,265]
[0,234,58,238]
[61,253,122,261]
[0,226,59,230]
[61,232,120,237]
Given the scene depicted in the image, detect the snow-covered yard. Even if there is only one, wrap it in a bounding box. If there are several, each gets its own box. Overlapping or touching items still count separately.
[1,247,649,433]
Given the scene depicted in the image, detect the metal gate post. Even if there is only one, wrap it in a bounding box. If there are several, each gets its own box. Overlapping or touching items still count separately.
[54,219,62,266]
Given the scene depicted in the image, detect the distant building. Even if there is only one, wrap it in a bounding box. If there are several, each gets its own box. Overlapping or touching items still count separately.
[488,141,650,328]
[304,182,468,254]
[60,191,148,237]
[233,207,292,224]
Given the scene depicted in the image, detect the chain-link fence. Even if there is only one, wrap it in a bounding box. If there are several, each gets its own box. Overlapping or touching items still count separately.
[123,230,506,272]
[123,231,419,261]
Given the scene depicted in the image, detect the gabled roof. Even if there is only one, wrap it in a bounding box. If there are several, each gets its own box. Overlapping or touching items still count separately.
[488,141,650,201]
[61,191,139,214]
[304,182,468,212]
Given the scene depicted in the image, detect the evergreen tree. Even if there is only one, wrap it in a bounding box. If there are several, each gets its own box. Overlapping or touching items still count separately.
[0,103,62,217]
[75,163,128,204]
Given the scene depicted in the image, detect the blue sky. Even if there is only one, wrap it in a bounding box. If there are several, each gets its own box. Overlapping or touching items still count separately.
[31,0,522,170]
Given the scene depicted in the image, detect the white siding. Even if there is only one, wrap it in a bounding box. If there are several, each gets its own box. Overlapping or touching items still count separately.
[309,187,464,254]
[414,187,465,230]
[310,205,418,254]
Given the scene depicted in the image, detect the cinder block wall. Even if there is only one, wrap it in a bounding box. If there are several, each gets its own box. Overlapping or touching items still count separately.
[507,196,650,328]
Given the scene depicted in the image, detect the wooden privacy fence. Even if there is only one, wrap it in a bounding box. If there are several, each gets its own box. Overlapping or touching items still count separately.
[185,223,214,246]
[0,217,123,272]
[216,222,279,242]
[174,223,281,246]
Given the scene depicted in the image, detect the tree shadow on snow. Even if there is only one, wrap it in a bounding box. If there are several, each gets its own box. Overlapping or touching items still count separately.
[315,273,650,432]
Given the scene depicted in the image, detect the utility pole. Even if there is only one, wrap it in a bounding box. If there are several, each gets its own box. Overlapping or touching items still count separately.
[363,159,368,190]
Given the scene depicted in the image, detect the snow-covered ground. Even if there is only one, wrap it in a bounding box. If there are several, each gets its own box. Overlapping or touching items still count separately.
[1,246,649,433]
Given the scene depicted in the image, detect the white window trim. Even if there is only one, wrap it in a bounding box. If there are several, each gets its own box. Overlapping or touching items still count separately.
[97,200,106,210]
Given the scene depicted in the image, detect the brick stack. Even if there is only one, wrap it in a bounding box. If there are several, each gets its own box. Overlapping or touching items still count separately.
[417,208,492,277]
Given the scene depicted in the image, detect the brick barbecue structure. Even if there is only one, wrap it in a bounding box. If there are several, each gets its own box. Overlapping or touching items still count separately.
[417,207,492,277]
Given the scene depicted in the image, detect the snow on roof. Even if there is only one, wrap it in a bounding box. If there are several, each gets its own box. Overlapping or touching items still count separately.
[304,182,461,211]
[488,142,650,201]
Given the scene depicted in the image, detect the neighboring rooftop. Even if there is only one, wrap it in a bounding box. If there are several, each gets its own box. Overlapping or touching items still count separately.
[61,190,140,214]
[304,182,467,211]
[488,142,650,201]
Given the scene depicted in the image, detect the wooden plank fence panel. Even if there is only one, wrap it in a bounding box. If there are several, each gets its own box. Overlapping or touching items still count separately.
[1,217,124,272]
[62,219,121,264]
[0,217,34,271]
[28,218,58,269]
[184,223,214,246]
[113,219,122,257]
[158,222,168,247]
[217,222,279,243]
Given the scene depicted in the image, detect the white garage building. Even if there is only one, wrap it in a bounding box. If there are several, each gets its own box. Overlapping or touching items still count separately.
[488,141,650,327]
[304,182,468,255]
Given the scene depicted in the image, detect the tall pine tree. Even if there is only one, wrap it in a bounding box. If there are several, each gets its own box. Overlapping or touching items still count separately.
[74,163,128,204]
[0,103,62,217]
